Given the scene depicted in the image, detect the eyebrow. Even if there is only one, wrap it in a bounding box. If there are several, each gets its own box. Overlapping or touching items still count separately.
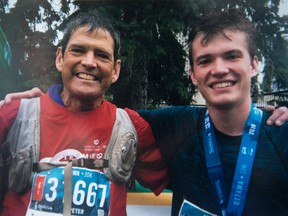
[68,44,83,49]
[194,49,243,62]
[69,43,112,54]
[194,54,211,63]
[224,49,243,56]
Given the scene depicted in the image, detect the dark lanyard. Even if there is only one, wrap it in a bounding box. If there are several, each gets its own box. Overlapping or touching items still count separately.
[203,105,262,216]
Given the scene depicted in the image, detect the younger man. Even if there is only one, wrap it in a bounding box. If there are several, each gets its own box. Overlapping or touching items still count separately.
[139,9,288,215]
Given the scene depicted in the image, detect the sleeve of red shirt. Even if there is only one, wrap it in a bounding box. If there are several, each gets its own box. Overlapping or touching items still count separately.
[125,108,169,196]
[0,100,21,144]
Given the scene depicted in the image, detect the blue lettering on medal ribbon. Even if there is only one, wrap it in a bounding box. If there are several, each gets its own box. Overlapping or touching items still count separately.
[233,180,244,205]
[241,147,247,155]
[215,180,225,204]
[205,116,211,129]
[207,133,214,154]
[239,164,247,175]
[249,124,256,136]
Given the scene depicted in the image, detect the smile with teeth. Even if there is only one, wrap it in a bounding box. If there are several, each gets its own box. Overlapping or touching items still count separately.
[212,82,233,88]
[76,73,96,81]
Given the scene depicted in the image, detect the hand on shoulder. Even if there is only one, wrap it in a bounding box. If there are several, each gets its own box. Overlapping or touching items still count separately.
[0,87,44,109]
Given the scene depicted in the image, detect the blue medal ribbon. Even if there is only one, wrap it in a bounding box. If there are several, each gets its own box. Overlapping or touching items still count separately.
[203,105,262,216]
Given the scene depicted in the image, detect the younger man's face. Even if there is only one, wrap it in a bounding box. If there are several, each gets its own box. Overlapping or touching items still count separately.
[190,30,258,110]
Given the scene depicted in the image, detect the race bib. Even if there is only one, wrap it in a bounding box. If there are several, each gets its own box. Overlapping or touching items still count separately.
[179,199,217,216]
[26,167,110,216]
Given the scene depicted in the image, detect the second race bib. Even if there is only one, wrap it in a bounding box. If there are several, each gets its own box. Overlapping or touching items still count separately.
[179,199,217,216]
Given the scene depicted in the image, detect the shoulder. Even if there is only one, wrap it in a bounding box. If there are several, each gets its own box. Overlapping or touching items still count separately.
[124,107,138,118]
[0,99,21,120]
[261,110,288,149]
[0,99,21,142]
[98,100,117,114]
[262,110,288,132]
[137,105,206,124]
[123,108,140,125]
[124,107,152,135]
[260,110,288,167]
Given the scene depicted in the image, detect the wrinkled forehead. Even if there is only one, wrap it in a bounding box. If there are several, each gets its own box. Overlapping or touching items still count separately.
[70,26,113,40]
[67,26,115,52]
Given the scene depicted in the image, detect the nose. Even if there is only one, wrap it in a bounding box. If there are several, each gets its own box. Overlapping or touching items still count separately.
[81,52,97,68]
[210,58,229,75]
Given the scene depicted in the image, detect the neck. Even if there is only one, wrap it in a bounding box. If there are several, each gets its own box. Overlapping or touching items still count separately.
[207,101,251,136]
[60,92,102,112]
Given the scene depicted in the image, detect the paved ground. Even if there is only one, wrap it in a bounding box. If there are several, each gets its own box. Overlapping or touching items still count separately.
[127,192,172,216]
[127,205,171,216]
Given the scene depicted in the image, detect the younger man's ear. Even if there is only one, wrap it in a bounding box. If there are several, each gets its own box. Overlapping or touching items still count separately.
[251,56,259,78]
[189,68,198,86]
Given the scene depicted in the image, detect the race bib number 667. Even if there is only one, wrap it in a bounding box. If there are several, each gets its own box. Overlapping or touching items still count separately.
[26,167,110,216]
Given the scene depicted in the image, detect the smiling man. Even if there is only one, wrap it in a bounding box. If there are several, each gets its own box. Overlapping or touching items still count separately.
[139,9,288,216]
[0,10,168,216]
[1,8,288,216]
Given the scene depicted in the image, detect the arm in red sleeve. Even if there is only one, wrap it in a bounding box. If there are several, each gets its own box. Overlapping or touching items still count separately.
[0,100,21,144]
[125,108,169,195]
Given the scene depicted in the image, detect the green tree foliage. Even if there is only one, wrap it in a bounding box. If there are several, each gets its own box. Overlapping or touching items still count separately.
[117,1,193,109]
[75,1,196,109]
[0,0,287,108]
[0,0,73,98]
